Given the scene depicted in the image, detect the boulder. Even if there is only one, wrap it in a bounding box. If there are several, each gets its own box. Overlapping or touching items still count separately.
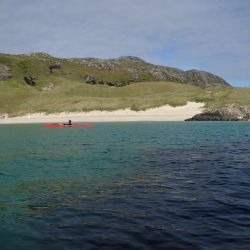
[0,73,12,80]
[24,75,36,86]
[0,65,11,71]
[49,62,62,73]
[84,75,97,84]
[0,64,12,80]
[42,82,54,92]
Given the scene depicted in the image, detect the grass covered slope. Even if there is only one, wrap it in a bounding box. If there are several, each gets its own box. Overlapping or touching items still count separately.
[0,80,201,115]
[1,78,249,116]
[0,52,249,116]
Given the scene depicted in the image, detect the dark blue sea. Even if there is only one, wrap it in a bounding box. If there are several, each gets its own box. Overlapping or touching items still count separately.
[0,122,250,250]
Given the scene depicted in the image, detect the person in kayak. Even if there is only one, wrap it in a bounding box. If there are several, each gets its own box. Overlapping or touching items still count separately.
[63,120,72,126]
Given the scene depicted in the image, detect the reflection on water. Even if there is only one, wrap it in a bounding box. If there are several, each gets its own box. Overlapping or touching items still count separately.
[0,122,250,249]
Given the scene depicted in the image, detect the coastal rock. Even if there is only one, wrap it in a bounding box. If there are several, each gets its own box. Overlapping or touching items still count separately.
[42,82,54,92]
[211,104,250,120]
[185,104,250,121]
[185,111,240,121]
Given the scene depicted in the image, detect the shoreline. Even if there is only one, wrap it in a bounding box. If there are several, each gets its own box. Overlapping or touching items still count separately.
[0,102,204,124]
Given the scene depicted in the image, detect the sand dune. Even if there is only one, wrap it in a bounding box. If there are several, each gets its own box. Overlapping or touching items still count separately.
[0,102,204,124]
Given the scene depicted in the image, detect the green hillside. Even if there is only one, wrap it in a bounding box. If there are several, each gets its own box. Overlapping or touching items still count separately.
[0,52,249,116]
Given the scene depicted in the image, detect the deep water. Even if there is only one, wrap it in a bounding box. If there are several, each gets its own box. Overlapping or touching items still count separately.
[0,122,250,250]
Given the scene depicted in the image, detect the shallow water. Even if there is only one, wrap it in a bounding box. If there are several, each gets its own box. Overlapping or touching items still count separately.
[0,122,250,249]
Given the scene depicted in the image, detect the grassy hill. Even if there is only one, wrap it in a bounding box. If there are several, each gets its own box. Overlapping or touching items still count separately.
[0,52,249,116]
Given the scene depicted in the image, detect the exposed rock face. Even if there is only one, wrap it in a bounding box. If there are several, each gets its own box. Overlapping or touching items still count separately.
[84,75,131,87]
[185,111,240,121]
[24,75,36,86]
[71,56,230,88]
[70,56,145,70]
[0,64,12,80]
[185,70,227,88]
[42,82,54,92]
[210,104,250,120]
[29,52,53,61]
[186,104,250,121]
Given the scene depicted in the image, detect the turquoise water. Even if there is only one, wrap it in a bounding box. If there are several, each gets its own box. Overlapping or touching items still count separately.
[0,122,250,249]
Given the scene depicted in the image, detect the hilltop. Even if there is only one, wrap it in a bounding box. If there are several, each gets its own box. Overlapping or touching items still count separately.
[0,52,249,119]
[0,52,229,88]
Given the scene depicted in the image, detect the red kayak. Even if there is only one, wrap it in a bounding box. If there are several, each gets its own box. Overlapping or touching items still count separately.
[44,123,92,128]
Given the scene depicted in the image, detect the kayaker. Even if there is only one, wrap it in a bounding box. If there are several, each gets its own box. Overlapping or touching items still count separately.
[63,120,72,125]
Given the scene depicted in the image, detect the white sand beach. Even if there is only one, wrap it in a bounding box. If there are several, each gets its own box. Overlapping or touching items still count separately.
[0,102,204,124]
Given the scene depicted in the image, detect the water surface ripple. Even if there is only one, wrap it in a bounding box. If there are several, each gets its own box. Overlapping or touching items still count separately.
[0,122,250,249]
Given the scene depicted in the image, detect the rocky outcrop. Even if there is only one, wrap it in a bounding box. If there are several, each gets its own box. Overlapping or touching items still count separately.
[71,56,230,88]
[185,111,240,121]
[29,52,52,61]
[24,75,36,86]
[0,65,11,71]
[0,64,12,80]
[0,73,12,80]
[49,62,62,73]
[84,74,132,87]
[42,82,54,92]
[185,70,227,88]
[186,104,250,121]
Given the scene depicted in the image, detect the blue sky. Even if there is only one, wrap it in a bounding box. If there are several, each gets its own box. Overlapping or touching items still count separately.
[0,0,249,86]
